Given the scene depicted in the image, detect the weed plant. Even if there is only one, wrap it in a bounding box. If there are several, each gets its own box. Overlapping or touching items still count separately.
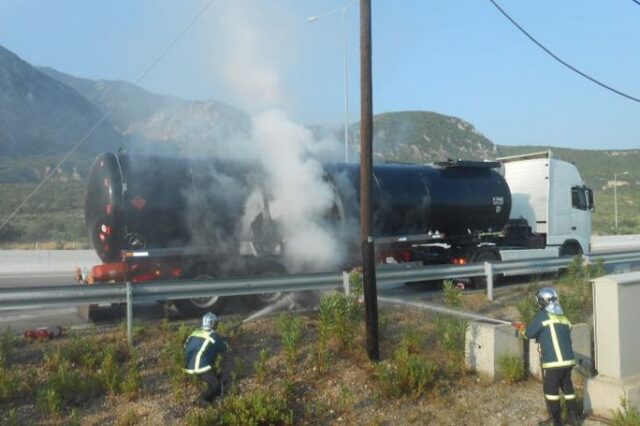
[516,295,538,325]
[277,313,303,375]
[375,331,438,398]
[160,323,192,399]
[433,280,468,375]
[558,256,604,323]
[217,387,294,426]
[254,348,270,383]
[0,328,18,367]
[497,353,526,383]
[612,397,640,426]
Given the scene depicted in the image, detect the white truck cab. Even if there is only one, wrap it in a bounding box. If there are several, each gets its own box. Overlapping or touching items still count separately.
[498,151,593,260]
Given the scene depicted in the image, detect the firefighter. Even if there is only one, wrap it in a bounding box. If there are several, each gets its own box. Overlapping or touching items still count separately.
[515,287,580,426]
[184,312,229,405]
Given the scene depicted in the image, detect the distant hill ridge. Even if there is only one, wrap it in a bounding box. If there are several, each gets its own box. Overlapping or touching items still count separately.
[0,45,122,158]
[1,43,639,195]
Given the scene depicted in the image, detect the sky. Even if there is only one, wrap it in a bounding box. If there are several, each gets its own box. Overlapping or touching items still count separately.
[1,0,639,150]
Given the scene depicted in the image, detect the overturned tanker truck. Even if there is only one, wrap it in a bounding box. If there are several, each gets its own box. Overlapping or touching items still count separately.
[81,150,593,316]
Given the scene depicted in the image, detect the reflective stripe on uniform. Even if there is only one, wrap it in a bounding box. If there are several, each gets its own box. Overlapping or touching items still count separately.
[542,359,576,368]
[185,330,218,374]
[545,394,561,401]
[565,394,576,400]
[541,315,571,366]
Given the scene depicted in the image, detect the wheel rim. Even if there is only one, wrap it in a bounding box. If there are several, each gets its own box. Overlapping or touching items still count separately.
[190,274,221,308]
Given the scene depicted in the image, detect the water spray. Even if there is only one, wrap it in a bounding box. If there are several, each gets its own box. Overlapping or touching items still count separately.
[378,296,514,325]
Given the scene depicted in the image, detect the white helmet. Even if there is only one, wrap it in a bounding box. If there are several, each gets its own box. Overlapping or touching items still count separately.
[202,312,218,331]
[536,287,563,315]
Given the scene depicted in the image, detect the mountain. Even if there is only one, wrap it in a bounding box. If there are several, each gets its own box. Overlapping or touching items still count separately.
[350,111,497,164]
[38,67,252,157]
[0,45,124,159]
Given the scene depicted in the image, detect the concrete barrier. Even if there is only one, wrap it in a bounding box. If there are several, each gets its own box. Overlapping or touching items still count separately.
[0,250,100,275]
[465,322,523,380]
[584,272,640,419]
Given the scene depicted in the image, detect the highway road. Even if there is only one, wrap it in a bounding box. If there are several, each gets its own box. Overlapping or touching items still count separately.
[1,238,639,334]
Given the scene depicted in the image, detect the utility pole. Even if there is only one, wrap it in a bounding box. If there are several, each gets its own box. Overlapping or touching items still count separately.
[359,0,379,361]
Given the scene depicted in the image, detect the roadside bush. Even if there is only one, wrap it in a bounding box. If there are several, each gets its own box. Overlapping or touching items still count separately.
[217,388,294,426]
[516,295,538,325]
[558,255,604,323]
[160,323,192,399]
[375,346,438,398]
[0,328,18,367]
[277,313,303,375]
[612,397,640,426]
[254,348,270,383]
[320,290,362,350]
[0,366,21,403]
[434,280,468,375]
[497,353,526,383]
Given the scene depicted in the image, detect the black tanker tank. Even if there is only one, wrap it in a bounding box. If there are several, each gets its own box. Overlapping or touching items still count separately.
[85,152,268,263]
[325,159,512,240]
[85,153,511,262]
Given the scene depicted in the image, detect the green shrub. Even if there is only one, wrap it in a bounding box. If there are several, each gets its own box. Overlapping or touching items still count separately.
[612,397,640,426]
[37,387,62,418]
[277,313,303,374]
[217,388,294,426]
[160,323,191,399]
[517,295,538,325]
[0,366,21,403]
[433,314,468,376]
[318,291,362,350]
[558,255,604,323]
[254,348,270,383]
[0,328,18,367]
[184,407,217,426]
[442,280,461,307]
[45,359,103,406]
[375,329,439,398]
[497,353,526,383]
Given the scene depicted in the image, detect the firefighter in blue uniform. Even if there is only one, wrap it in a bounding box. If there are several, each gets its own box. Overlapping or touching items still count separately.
[184,312,229,404]
[516,287,580,426]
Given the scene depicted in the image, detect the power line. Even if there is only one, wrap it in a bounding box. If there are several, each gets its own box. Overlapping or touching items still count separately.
[0,0,217,235]
[632,0,640,6]
[488,0,640,104]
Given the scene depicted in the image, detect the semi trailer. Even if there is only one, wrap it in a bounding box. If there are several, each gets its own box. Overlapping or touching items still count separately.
[81,150,593,316]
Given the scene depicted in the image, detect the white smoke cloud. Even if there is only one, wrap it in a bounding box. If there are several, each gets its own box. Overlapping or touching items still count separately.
[216,1,347,272]
[252,109,345,271]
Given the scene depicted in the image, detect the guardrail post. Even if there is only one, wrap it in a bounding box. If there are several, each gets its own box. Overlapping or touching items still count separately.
[485,262,494,301]
[126,281,133,347]
[342,271,351,296]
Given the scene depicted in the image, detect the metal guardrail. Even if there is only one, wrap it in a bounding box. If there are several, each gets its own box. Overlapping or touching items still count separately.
[2,251,640,310]
[1,250,639,345]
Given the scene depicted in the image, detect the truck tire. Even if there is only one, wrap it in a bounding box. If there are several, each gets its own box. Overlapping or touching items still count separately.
[173,272,227,317]
[560,241,583,257]
[470,249,500,289]
[243,261,287,309]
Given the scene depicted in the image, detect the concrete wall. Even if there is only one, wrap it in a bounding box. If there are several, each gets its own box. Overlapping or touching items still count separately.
[584,272,640,419]
[0,250,100,275]
[465,322,523,380]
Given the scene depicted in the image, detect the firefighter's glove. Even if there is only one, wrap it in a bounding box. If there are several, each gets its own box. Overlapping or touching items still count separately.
[512,321,525,333]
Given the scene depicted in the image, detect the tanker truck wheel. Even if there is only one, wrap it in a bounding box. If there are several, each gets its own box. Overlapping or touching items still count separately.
[243,261,287,309]
[470,249,501,289]
[173,271,227,317]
